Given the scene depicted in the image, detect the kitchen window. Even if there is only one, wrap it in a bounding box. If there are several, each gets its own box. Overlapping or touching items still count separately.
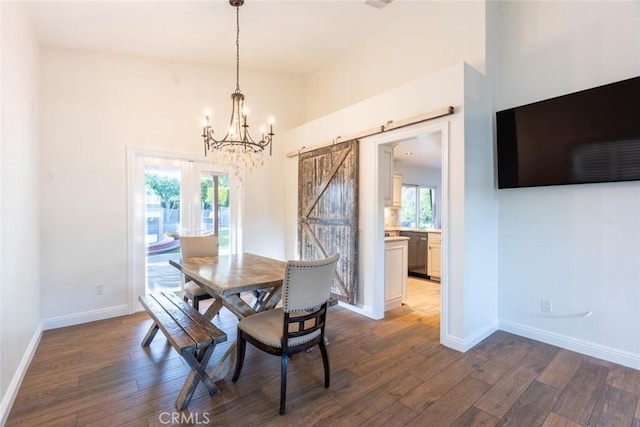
[400,184,436,228]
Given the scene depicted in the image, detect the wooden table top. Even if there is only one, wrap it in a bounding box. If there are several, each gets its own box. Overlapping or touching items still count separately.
[169,253,286,297]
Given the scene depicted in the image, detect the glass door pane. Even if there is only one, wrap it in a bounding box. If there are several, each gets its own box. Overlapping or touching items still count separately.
[217,175,230,254]
[200,174,216,235]
[198,172,231,254]
[144,165,183,294]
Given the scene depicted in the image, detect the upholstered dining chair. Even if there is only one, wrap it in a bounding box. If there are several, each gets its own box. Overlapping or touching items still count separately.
[232,253,340,415]
[179,234,218,311]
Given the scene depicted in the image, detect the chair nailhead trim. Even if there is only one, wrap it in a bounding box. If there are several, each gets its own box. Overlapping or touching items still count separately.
[283,257,337,312]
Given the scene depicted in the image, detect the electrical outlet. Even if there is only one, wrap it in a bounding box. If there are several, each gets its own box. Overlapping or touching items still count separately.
[541,299,552,313]
[95,284,105,295]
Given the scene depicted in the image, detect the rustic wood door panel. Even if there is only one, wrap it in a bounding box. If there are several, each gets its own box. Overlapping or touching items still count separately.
[298,140,358,304]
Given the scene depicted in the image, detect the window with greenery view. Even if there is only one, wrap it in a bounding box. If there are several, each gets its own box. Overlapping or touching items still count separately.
[400,184,436,229]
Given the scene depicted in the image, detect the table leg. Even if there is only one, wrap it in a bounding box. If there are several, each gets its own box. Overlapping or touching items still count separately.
[209,342,237,381]
[202,298,224,321]
[258,286,282,311]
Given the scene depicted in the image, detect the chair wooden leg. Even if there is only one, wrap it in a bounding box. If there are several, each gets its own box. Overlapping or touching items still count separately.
[280,353,288,415]
[183,295,189,304]
[319,339,330,388]
[193,297,200,311]
[232,331,246,382]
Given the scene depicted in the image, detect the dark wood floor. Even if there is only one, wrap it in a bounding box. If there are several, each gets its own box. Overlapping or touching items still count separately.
[7,280,640,426]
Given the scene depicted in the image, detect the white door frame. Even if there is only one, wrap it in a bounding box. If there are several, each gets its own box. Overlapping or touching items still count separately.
[126,146,244,313]
[362,120,449,343]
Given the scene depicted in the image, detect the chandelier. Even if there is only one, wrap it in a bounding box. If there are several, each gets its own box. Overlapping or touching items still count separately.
[201,0,274,182]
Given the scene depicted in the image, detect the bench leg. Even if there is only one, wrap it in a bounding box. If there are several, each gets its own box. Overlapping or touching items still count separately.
[175,344,218,411]
[141,322,160,347]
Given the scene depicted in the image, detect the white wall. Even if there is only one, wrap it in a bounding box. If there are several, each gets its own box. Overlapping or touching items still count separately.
[494,1,640,368]
[0,1,41,421]
[284,63,498,350]
[462,64,498,340]
[303,1,485,122]
[395,164,441,189]
[39,47,305,322]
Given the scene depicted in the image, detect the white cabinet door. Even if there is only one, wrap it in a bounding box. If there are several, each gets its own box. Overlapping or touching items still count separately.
[380,145,394,207]
[427,233,442,280]
[392,172,402,208]
[385,239,408,311]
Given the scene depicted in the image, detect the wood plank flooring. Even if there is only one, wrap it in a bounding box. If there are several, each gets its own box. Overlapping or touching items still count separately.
[6,279,640,426]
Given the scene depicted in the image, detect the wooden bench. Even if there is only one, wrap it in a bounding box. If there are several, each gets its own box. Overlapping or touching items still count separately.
[139,291,227,411]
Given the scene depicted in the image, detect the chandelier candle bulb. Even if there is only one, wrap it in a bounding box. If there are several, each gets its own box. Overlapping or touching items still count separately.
[201,120,207,137]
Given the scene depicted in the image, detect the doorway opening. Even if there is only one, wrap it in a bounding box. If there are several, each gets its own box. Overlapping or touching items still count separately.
[389,131,443,319]
[362,120,449,343]
[127,148,242,312]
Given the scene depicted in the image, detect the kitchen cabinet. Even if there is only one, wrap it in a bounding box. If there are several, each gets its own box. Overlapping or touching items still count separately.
[385,237,408,311]
[380,146,394,207]
[380,146,402,208]
[427,232,441,280]
[392,172,402,208]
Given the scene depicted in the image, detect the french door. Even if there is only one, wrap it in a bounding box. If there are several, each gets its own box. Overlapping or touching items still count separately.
[128,149,243,311]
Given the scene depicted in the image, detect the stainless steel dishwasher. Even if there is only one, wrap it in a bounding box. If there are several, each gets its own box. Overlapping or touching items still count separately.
[399,231,428,278]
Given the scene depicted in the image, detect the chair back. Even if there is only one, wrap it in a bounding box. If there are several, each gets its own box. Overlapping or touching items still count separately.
[282,253,340,313]
[180,235,219,259]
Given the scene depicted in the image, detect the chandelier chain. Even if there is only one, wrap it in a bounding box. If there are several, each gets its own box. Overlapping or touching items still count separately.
[235,6,240,93]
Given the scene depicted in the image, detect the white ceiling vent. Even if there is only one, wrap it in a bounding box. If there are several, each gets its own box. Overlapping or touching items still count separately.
[364,0,394,9]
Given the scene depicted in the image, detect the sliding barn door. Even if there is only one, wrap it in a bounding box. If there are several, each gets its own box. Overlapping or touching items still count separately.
[298,140,359,304]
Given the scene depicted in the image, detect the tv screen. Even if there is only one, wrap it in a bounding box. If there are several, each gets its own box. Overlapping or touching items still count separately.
[496,76,640,189]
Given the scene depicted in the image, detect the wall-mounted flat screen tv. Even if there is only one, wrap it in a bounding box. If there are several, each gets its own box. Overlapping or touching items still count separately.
[496,76,640,189]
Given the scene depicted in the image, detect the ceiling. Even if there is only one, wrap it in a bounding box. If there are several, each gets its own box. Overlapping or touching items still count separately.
[393,132,442,170]
[26,0,423,75]
[25,0,441,168]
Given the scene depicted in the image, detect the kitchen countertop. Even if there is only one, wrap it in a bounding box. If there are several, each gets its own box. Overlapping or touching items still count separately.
[384,236,410,242]
[385,227,442,233]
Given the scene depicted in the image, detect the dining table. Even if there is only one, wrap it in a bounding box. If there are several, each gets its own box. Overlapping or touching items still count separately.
[169,252,287,380]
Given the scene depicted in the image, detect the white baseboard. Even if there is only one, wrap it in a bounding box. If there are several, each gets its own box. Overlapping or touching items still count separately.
[337,301,380,320]
[0,322,43,427]
[443,321,498,352]
[42,304,130,331]
[384,296,402,312]
[500,320,640,370]
[443,334,465,352]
